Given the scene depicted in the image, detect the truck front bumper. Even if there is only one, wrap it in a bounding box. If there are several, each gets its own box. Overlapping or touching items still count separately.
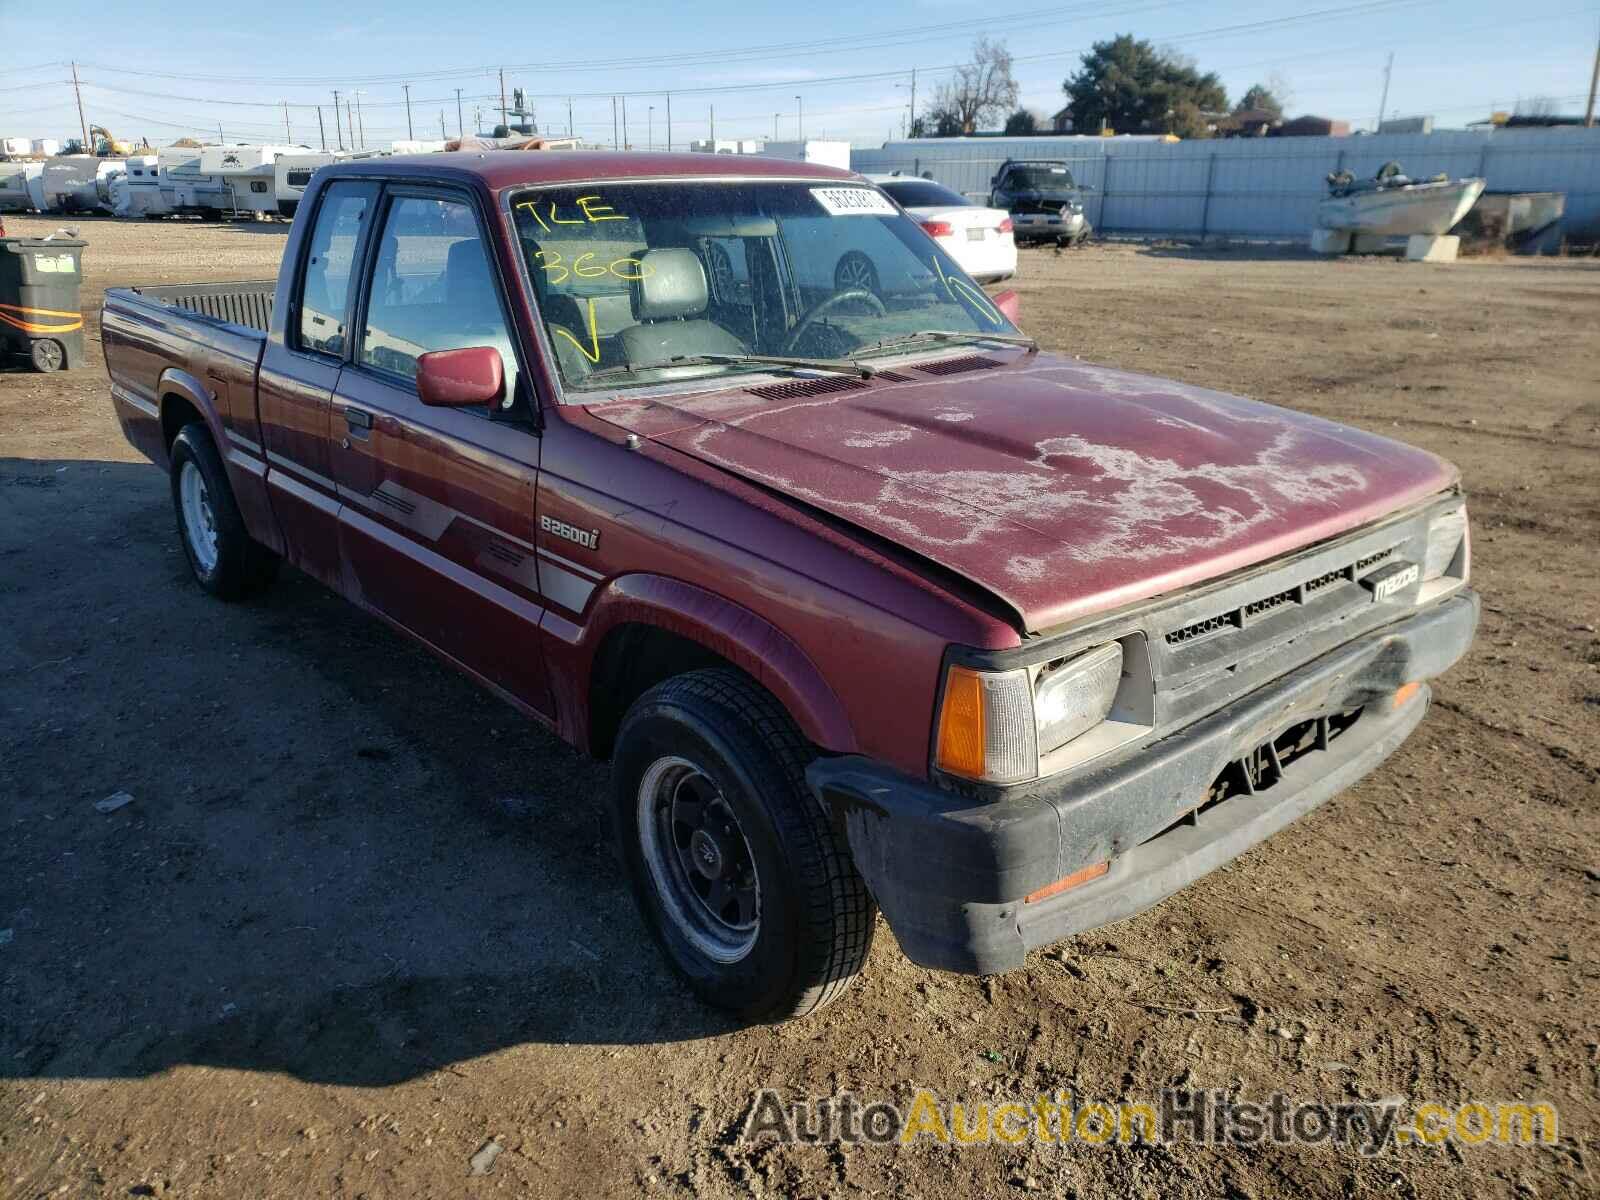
[807,592,1478,975]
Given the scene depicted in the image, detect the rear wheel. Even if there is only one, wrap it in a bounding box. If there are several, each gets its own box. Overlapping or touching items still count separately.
[611,669,875,1021]
[169,424,279,600]
[833,250,880,297]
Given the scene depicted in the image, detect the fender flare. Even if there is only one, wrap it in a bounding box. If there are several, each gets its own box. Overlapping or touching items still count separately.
[574,573,857,754]
[156,366,228,456]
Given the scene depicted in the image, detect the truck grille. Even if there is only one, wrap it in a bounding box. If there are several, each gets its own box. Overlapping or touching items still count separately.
[1164,545,1397,648]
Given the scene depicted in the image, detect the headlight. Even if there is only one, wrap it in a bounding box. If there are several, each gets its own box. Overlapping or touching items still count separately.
[935,642,1124,784]
[1423,505,1467,581]
[1033,642,1122,755]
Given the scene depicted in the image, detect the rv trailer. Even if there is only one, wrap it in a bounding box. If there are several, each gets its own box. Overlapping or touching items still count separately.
[158,146,229,218]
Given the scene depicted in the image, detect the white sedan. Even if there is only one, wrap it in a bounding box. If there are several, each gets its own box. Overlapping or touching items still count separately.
[867,174,1017,284]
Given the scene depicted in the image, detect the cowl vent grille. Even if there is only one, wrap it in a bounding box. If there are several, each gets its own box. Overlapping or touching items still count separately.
[746,377,869,400]
[915,355,1001,377]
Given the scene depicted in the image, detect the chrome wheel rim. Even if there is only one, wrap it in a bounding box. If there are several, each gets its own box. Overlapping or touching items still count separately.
[178,460,219,573]
[835,253,876,293]
[637,756,760,963]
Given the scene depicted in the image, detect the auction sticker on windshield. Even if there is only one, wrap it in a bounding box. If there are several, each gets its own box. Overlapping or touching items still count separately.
[811,187,898,217]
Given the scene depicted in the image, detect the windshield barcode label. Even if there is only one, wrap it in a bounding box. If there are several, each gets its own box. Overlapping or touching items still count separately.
[811,188,897,217]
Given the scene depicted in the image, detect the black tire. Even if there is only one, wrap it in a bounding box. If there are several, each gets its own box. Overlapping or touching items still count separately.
[29,338,64,373]
[611,668,875,1021]
[169,423,279,600]
[833,250,881,297]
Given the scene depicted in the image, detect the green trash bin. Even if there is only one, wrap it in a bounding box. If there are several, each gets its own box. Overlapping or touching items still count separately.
[0,235,86,372]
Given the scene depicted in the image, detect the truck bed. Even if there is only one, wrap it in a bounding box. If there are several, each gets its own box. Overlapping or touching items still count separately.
[132,280,276,334]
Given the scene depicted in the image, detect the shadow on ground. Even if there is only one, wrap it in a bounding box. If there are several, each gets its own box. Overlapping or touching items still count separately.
[0,457,733,1088]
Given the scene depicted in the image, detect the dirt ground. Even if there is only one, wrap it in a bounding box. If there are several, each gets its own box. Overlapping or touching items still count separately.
[2,212,1597,1199]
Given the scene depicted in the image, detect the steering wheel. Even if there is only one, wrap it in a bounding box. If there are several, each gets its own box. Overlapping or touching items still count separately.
[782,288,887,355]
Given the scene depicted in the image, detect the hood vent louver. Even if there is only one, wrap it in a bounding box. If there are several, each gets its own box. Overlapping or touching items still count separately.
[915,355,1001,377]
[746,376,869,400]
[872,369,913,382]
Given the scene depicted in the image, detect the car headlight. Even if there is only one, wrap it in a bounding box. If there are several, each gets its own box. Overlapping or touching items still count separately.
[935,642,1124,785]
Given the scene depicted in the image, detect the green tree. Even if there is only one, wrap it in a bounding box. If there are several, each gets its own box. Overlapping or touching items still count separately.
[1236,84,1285,120]
[1003,108,1039,135]
[1062,35,1227,136]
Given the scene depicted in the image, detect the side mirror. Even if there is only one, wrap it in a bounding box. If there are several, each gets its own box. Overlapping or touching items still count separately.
[416,345,505,408]
[993,290,1021,325]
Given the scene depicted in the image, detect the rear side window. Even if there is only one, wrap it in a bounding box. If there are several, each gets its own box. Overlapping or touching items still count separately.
[359,195,518,399]
[881,180,970,209]
[296,182,373,356]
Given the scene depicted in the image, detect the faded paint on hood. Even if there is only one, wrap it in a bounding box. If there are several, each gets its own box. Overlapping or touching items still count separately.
[587,352,1458,632]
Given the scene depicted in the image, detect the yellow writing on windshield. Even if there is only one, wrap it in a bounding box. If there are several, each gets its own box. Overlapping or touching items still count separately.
[552,297,602,363]
[933,255,1003,326]
[535,250,652,286]
[516,195,630,234]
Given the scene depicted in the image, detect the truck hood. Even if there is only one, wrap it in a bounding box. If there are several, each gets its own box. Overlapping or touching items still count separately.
[589,352,1457,632]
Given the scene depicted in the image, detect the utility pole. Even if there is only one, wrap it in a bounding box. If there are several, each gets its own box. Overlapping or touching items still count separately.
[622,96,629,149]
[403,83,414,140]
[316,105,327,151]
[455,88,464,137]
[332,90,344,150]
[218,122,225,144]
[1586,22,1599,126]
[666,92,672,151]
[773,112,779,141]
[346,97,356,151]
[1376,51,1394,132]
[282,100,292,143]
[709,104,715,144]
[568,97,574,138]
[908,68,917,134]
[499,69,509,134]
[612,96,619,149]
[648,106,654,151]
[70,62,90,155]
[355,91,366,148]
[796,95,803,141]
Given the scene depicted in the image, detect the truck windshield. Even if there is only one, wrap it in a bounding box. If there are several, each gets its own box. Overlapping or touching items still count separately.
[1006,166,1075,191]
[510,180,1019,392]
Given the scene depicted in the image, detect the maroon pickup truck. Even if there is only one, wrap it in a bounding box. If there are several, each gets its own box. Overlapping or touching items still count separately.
[103,152,1477,1021]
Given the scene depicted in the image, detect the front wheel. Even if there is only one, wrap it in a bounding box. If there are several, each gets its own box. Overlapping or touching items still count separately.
[169,424,279,600]
[611,669,875,1021]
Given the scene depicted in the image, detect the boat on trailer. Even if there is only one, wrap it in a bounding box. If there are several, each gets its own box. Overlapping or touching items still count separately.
[1317,162,1485,237]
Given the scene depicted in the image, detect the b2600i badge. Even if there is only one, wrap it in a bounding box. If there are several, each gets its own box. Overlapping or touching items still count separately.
[541,514,600,551]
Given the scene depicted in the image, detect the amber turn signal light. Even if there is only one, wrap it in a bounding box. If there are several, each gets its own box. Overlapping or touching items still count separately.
[1024,860,1109,905]
[1393,681,1422,708]
[935,665,987,778]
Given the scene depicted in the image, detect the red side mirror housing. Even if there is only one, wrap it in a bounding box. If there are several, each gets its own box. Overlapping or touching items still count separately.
[416,345,505,408]
[993,289,1021,326]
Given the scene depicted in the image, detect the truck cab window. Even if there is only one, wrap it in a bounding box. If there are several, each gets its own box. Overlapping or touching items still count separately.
[359,196,518,402]
[297,183,370,356]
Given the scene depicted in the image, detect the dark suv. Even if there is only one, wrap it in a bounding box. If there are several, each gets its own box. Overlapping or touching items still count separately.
[990,159,1091,246]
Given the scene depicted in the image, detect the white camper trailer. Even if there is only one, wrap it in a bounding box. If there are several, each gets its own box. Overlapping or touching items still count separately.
[93,159,128,212]
[159,145,229,217]
[31,138,61,158]
[1,137,32,158]
[42,157,103,212]
[272,149,382,218]
[114,155,171,217]
[0,162,32,212]
[202,144,300,217]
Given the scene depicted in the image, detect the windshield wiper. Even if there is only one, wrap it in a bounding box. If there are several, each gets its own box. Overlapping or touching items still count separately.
[586,352,874,384]
[853,329,1038,358]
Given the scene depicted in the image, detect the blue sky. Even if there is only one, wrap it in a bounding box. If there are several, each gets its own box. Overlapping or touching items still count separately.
[2,0,1596,148]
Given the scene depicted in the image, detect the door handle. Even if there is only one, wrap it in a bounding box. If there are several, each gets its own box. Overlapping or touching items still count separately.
[343,407,372,430]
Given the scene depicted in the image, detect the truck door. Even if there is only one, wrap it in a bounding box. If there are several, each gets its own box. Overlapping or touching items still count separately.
[329,185,553,717]
[256,179,378,588]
